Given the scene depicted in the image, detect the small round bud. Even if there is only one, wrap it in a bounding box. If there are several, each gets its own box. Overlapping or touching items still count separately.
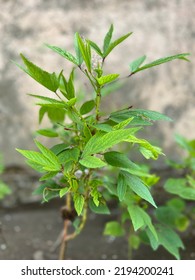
[84,169,89,175]
[74,170,83,179]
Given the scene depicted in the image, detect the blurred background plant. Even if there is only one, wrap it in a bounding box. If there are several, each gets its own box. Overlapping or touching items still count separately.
[0,154,11,200]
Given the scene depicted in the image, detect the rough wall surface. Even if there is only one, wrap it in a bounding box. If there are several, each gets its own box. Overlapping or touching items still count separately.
[0,0,194,166]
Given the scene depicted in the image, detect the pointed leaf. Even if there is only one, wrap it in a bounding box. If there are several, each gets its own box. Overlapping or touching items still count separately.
[97,73,119,85]
[129,55,146,73]
[128,204,158,240]
[74,32,84,65]
[117,173,127,201]
[88,40,103,57]
[74,193,85,216]
[34,140,61,169]
[45,44,78,65]
[79,156,106,168]
[122,171,157,207]
[19,54,59,92]
[103,24,114,54]
[82,128,139,157]
[132,53,190,74]
[104,32,133,58]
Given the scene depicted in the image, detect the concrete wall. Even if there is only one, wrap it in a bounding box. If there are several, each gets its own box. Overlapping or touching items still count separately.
[0,0,194,166]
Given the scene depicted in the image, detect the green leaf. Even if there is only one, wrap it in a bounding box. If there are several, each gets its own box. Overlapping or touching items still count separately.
[129,55,146,73]
[28,94,66,108]
[117,173,127,201]
[103,32,133,58]
[0,182,11,199]
[80,100,95,115]
[164,178,195,200]
[103,24,114,54]
[103,221,125,237]
[82,128,139,157]
[59,187,70,198]
[131,53,190,74]
[156,224,184,259]
[122,172,157,207]
[76,33,91,72]
[97,73,119,86]
[36,128,58,138]
[74,193,85,216]
[18,54,59,92]
[34,140,61,169]
[16,149,58,169]
[74,32,84,65]
[58,147,80,164]
[113,117,134,130]
[89,199,110,214]
[88,40,103,57]
[50,143,69,155]
[39,171,58,181]
[45,44,78,65]
[26,160,45,173]
[110,109,172,123]
[79,156,106,168]
[128,204,158,240]
[104,151,150,177]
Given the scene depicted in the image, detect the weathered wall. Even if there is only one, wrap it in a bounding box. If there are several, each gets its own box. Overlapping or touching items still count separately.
[0,0,194,166]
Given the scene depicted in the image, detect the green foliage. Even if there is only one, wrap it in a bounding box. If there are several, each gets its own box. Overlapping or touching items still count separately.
[15,24,190,259]
[0,154,11,200]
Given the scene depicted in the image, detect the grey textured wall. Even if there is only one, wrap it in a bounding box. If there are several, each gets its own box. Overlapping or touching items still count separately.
[0,0,194,166]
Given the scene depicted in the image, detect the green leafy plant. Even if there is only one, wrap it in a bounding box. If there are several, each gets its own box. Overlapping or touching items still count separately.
[162,134,195,230]
[15,24,190,259]
[0,154,11,200]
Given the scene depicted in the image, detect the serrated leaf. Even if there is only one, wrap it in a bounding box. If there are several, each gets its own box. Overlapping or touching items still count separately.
[113,117,134,130]
[128,204,158,240]
[36,129,58,138]
[103,32,132,58]
[45,44,78,65]
[34,140,61,169]
[26,160,45,173]
[80,100,95,115]
[58,147,80,164]
[110,109,172,123]
[132,53,190,74]
[89,199,110,214]
[79,156,106,168]
[16,149,57,168]
[74,193,85,216]
[82,128,139,157]
[122,171,157,207]
[97,73,119,85]
[103,24,114,54]
[18,54,59,92]
[117,173,127,201]
[103,221,125,237]
[129,55,146,73]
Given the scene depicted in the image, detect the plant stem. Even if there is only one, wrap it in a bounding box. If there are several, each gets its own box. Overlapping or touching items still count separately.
[59,193,71,260]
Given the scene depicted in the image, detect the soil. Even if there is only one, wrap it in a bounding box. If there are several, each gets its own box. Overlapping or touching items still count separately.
[0,166,195,260]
